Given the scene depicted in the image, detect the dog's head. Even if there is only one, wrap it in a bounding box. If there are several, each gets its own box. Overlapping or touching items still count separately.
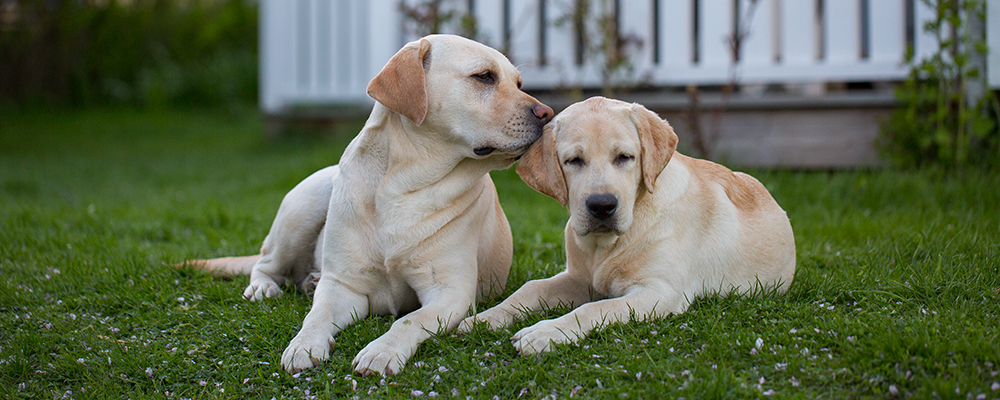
[516,97,678,237]
[367,34,554,165]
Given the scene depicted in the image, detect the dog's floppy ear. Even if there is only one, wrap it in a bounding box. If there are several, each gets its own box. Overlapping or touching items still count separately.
[629,104,678,193]
[367,38,431,125]
[516,122,568,206]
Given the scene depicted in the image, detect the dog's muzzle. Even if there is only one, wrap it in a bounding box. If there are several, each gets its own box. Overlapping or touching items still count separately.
[475,103,552,160]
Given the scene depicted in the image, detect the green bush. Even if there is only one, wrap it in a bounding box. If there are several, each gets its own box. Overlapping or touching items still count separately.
[0,0,258,108]
[878,0,999,167]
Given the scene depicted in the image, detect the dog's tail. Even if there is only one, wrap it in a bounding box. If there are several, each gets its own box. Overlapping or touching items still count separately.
[174,255,260,279]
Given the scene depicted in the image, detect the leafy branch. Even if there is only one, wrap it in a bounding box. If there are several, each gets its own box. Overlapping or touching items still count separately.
[879,0,997,167]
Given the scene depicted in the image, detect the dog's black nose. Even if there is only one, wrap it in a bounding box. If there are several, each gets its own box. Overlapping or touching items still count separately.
[532,104,554,124]
[585,193,618,220]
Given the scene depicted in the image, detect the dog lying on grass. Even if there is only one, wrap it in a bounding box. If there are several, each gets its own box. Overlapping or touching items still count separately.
[459,97,795,354]
[183,34,553,375]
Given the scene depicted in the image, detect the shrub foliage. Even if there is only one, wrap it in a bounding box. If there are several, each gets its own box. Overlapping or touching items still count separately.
[879,0,999,167]
[0,0,258,108]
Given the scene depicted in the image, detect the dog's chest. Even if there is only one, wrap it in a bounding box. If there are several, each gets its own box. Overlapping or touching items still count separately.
[588,256,633,297]
[578,240,648,298]
[367,277,421,316]
[590,259,636,298]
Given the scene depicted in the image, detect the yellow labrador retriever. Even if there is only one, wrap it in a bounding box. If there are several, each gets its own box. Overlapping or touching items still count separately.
[459,97,795,355]
[185,34,554,375]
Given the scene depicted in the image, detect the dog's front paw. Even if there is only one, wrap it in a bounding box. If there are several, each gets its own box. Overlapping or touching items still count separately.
[243,281,281,301]
[352,338,408,377]
[511,319,578,356]
[457,309,510,334]
[280,334,335,373]
[456,316,478,334]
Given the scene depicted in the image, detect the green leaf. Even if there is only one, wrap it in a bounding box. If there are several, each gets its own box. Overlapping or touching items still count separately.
[971,115,995,138]
[975,41,989,55]
[934,128,951,146]
[953,54,968,68]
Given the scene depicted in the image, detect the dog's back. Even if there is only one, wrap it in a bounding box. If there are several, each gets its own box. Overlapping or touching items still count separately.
[683,156,796,294]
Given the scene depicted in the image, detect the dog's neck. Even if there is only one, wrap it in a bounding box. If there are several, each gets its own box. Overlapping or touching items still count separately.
[342,104,498,261]
[343,104,495,183]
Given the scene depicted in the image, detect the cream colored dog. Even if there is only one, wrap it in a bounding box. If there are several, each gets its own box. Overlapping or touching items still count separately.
[459,97,795,355]
[185,34,554,375]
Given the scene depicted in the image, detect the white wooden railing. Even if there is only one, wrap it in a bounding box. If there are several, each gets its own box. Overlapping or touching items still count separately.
[260,0,998,114]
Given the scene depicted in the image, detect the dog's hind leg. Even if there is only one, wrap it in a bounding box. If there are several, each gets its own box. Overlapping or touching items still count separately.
[296,225,327,297]
[243,166,338,301]
[176,255,261,278]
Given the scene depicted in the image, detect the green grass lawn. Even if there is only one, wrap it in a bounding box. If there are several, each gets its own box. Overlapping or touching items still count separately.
[2,107,998,399]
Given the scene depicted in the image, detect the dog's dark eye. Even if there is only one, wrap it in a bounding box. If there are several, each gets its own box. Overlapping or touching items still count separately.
[473,71,496,84]
[517,79,523,89]
[614,153,635,165]
[564,157,584,167]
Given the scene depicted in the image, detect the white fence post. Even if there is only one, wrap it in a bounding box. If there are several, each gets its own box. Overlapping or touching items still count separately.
[868,0,906,65]
[987,0,1000,87]
[823,0,862,66]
